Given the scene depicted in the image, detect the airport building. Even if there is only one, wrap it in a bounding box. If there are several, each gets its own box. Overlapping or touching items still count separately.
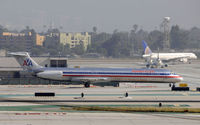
[0,32,35,51]
[0,32,46,50]
[0,31,90,51]
[45,32,91,50]
[59,32,91,50]
[36,34,46,46]
[44,33,60,48]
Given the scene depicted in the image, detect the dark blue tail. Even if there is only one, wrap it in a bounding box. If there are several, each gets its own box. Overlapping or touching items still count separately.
[142,40,152,54]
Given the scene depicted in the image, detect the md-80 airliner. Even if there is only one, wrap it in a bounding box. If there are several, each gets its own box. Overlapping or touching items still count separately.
[10,52,183,87]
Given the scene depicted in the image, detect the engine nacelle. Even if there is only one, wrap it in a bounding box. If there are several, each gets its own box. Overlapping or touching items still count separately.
[37,71,63,80]
[180,58,188,63]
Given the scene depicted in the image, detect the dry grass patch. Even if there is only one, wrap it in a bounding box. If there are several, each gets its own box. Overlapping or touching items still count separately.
[61,106,200,113]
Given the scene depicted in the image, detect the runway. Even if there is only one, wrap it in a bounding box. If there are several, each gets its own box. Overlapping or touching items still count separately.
[0,112,199,125]
[0,85,200,108]
[1,98,200,103]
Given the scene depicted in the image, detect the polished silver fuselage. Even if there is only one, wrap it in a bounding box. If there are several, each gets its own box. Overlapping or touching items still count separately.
[36,67,183,83]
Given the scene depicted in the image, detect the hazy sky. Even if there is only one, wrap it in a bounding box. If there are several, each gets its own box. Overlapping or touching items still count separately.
[0,0,199,32]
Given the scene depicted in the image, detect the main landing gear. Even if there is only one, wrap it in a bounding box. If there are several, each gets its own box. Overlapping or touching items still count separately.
[84,82,90,88]
[169,83,175,88]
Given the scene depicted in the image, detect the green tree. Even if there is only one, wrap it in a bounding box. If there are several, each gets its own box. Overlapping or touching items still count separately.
[134,29,148,53]
[148,30,164,50]
[188,27,200,49]
[92,26,97,34]
[89,32,111,56]
[102,32,131,57]
[170,25,189,49]
[31,45,46,55]
[132,24,138,33]
[0,25,8,36]
[71,42,85,55]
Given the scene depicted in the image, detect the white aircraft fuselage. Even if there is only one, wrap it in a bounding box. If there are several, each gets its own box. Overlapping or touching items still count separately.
[143,53,197,61]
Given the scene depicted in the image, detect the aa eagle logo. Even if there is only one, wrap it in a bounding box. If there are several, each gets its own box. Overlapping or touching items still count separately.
[23,59,33,66]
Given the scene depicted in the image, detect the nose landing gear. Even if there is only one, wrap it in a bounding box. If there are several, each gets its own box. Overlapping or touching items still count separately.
[84,82,90,88]
[169,83,175,88]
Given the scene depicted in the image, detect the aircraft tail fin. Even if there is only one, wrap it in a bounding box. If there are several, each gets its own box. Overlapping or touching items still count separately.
[142,40,152,55]
[9,52,42,71]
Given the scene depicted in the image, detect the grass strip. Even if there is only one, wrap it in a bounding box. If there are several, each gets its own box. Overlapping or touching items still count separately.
[61,106,200,113]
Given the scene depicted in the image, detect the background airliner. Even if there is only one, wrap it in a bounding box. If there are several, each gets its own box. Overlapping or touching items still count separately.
[142,40,197,68]
[10,52,183,87]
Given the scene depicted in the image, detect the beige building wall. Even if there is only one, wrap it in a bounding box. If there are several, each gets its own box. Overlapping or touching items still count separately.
[59,32,91,50]
[0,49,6,56]
[36,34,45,46]
[2,32,25,36]
[60,33,69,45]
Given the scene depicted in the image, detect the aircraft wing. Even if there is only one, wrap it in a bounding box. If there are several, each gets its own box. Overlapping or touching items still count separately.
[142,54,151,58]
[71,77,110,83]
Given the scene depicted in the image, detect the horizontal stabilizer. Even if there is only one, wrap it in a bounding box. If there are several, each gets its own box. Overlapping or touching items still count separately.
[8,52,29,57]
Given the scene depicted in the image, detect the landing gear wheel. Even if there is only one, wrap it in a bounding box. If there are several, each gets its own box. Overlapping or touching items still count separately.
[172,83,175,88]
[114,83,119,87]
[169,83,175,88]
[84,83,90,88]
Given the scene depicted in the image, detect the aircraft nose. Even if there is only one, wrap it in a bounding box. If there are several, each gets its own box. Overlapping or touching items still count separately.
[177,76,183,82]
[192,54,197,59]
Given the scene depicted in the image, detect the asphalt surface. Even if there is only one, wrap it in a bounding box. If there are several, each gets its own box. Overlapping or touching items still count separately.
[1,98,200,102]
[0,59,200,125]
[0,112,200,125]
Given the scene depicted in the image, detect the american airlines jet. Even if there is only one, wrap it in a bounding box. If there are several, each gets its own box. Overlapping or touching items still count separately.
[10,52,183,87]
[142,40,197,68]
